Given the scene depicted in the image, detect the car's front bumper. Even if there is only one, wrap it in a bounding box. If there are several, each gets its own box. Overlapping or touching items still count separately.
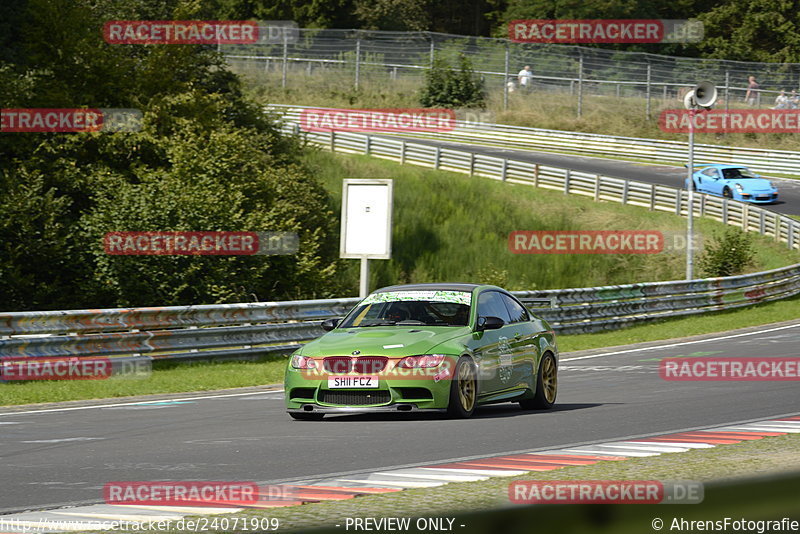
[287,405,447,415]
[737,192,778,203]
[284,367,452,411]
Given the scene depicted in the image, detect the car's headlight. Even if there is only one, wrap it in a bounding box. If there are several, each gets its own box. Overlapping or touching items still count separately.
[735,183,743,192]
[291,355,317,369]
[397,354,447,368]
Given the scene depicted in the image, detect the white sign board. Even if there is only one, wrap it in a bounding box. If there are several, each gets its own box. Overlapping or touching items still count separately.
[340,179,393,259]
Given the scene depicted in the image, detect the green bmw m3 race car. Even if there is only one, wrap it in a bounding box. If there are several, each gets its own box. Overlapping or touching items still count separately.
[284,283,558,420]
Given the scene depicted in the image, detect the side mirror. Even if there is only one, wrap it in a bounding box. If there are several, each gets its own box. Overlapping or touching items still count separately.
[476,316,504,331]
[321,318,340,332]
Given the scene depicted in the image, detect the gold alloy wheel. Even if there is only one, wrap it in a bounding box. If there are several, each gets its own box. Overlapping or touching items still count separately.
[541,356,557,403]
[457,362,477,411]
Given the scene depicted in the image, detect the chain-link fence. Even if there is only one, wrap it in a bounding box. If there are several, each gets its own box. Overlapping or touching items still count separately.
[223,28,800,117]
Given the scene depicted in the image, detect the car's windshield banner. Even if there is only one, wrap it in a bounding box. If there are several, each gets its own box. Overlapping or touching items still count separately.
[361,290,471,306]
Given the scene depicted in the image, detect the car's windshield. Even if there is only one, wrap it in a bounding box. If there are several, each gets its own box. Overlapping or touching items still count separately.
[338,290,472,328]
[721,168,758,180]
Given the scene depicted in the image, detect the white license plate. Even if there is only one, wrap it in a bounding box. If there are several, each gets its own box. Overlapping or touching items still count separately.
[328,376,379,388]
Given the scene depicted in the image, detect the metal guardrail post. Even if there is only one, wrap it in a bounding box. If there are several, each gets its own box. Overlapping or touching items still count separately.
[595,175,601,201]
[775,214,781,242]
[675,191,682,216]
[469,152,475,176]
[722,198,729,224]
[364,135,370,155]
[743,204,750,231]
[400,141,406,164]
[533,164,539,187]
[501,159,508,181]
[649,184,655,211]
[621,181,629,204]
[564,169,571,194]
[434,146,441,169]
[330,130,335,153]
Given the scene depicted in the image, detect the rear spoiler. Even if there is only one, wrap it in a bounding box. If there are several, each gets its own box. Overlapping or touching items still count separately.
[683,163,716,168]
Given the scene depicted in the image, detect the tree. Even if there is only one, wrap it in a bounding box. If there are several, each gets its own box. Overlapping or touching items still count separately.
[419,55,486,109]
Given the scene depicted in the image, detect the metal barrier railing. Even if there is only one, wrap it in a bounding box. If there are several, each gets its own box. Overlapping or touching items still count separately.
[270,104,800,176]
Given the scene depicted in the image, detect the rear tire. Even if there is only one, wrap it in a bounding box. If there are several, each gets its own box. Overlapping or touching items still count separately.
[289,412,324,421]
[447,356,477,418]
[520,353,557,410]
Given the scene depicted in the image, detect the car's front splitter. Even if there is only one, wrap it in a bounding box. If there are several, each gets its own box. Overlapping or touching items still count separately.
[288,404,447,415]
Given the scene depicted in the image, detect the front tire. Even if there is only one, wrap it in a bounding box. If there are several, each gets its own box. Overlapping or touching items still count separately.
[289,412,324,421]
[447,356,477,418]
[722,186,733,199]
[520,353,557,410]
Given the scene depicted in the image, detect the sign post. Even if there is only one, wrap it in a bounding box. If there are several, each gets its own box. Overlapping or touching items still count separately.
[340,179,393,298]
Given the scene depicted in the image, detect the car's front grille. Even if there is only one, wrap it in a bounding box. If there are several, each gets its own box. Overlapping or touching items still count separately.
[318,390,391,406]
[323,356,352,373]
[353,356,387,373]
[323,356,388,374]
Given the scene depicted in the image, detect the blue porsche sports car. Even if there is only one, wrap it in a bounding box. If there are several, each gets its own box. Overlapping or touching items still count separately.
[685,164,778,203]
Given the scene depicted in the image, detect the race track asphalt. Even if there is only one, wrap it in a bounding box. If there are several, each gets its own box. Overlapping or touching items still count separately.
[2,321,798,513]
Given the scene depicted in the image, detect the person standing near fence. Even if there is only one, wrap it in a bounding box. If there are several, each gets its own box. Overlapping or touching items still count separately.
[518,65,533,94]
[745,75,759,106]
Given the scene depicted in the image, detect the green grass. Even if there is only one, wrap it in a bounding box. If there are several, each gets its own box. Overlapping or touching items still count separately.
[303,149,799,293]
[0,358,287,406]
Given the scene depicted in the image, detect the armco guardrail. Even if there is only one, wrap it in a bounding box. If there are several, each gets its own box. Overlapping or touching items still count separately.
[2,113,799,367]
[2,263,798,365]
[270,105,800,176]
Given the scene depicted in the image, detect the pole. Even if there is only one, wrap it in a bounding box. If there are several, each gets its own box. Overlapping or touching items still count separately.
[355,38,361,90]
[503,43,510,111]
[724,71,730,113]
[686,107,696,280]
[577,51,584,118]
[359,257,370,298]
[281,34,288,89]
[646,63,652,119]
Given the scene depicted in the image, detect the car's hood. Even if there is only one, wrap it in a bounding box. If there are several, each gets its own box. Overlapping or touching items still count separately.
[299,326,469,357]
